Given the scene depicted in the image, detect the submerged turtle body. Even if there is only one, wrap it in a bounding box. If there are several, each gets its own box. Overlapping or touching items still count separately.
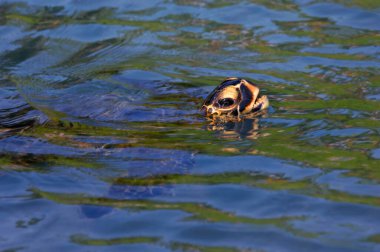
[201,78,269,117]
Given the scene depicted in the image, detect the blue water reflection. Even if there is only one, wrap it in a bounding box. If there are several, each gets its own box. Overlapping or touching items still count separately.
[1,0,380,251]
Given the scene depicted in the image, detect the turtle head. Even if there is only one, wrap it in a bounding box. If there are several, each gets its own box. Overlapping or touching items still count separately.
[201,78,268,117]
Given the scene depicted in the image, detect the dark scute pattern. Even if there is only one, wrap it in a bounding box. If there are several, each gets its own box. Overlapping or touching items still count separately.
[202,78,242,106]
[238,83,253,113]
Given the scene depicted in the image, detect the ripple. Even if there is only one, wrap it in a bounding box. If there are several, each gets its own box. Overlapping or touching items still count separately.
[35,24,137,43]
[263,33,314,45]
[305,128,371,138]
[0,87,47,136]
[302,3,380,31]
[1,1,380,251]
[199,2,302,31]
[0,26,30,53]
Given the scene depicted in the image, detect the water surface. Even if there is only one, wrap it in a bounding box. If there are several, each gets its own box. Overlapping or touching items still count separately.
[1,0,380,251]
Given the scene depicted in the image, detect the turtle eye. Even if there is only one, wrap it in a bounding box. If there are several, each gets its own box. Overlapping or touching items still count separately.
[217,98,235,108]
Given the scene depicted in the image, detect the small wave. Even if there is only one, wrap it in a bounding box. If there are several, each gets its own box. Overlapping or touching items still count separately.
[0,87,47,137]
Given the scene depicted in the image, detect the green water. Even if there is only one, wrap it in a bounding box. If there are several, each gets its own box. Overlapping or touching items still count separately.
[0,0,380,251]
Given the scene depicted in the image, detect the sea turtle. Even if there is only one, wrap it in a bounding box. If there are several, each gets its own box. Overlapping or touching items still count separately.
[201,78,269,117]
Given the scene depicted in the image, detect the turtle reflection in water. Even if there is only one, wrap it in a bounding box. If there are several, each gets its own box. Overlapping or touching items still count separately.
[201,78,269,138]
